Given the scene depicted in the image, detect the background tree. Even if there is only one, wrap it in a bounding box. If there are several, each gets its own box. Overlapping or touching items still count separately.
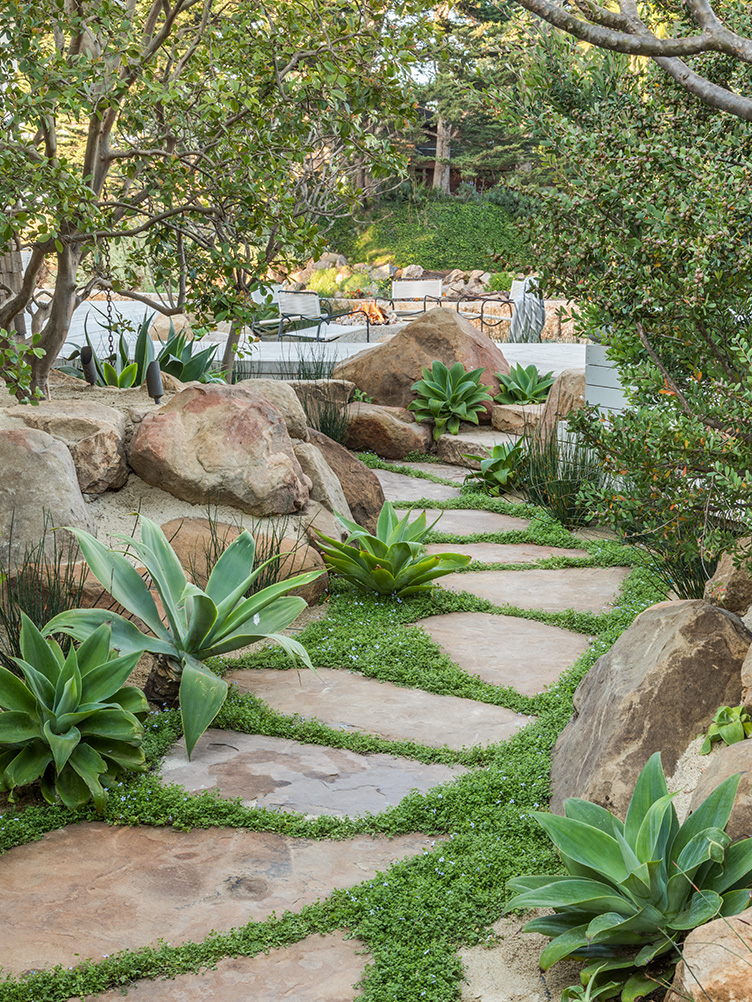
[0,0,419,398]
[512,35,752,593]
[508,0,752,120]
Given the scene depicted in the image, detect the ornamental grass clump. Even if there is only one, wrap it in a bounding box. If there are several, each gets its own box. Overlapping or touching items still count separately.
[316,502,470,596]
[408,360,492,440]
[0,615,149,809]
[44,517,322,756]
[506,752,752,1001]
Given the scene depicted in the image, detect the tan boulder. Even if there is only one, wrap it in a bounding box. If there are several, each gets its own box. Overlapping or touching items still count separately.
[301,500,348,549]
[0,428,94,566]
[160,516,326,606]
[743,645,752,712]
[307,429,385,534]
[127,384,309,516]
[549,600,751,817]
[345,401,432,460]
[539,368,585,436]
[705,539,752,617]
[491,402,545,435]
[5,399,127,493]
[287,379,356,411]
[688,739,752,842]
[331,308,510,421]
[666,908,752,1002]
[236,378,309,441]
[293,442,352,521]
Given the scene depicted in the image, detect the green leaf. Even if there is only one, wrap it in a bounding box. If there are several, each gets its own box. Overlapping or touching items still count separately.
[180,583,219,654]
[68,743,108,810]
[43,720,80,773]
[624,753,669,844]
[179,657,228,758]
[205,530,257,610]
[0,711,41,744]
[78,708,143,742]
[533,812,630,882]
[45,608,174,658]
[18,613,61,686]
[0,666,38,714]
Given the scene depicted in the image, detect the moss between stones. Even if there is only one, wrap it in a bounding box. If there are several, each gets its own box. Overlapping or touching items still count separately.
[0,476,666,1002]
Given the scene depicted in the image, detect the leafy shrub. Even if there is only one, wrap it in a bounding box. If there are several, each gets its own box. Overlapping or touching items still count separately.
[408,361,492,441]
[700,705,752,755]
[0,512,87,672]
[519,428,605,528]
[506,752,752,1001]
[44,517,322,756]
[306,267,375,299]
[462,442,524,495]
[316,502,470,597]
[0,615,149,809]
[495,364,555,405]
[486,270,516,293]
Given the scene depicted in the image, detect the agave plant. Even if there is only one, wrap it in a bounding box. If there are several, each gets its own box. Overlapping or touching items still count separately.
[0,615,149,809]
[62,309,224,387]
[495,364,555,405]
[462,441,524,495]
[408,360,492,440]
[44,517,322,756]
[316,502,471,596]
[700,704,752,754]
[506,752,752,1001]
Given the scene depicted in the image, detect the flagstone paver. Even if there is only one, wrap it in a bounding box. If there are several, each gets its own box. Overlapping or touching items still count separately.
[1,823,432,975]
[73,932,368,1002]
[161,730,465,816]
[399,460,470,482]
[425,542,589,564]
[437,566,631,614]
[374,469,461,502]
[228,668,534,749]
[409,507,531,534]
[413,612,590,695]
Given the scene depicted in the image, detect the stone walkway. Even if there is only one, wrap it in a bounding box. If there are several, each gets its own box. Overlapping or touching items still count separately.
[0,468,629,999]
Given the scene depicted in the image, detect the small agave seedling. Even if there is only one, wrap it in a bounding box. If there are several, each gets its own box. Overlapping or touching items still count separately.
[463,441,524,495]
[316,502,471,596]
[0,615,148,809]
[700,704,752,754]
[506,752,752,1001]
[408,360,492,440]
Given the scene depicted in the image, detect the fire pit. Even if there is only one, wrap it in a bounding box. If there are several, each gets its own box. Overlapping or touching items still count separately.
[339,299,399,326]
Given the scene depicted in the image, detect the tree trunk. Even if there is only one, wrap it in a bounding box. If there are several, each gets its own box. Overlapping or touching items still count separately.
[0,249,27,336]
[432,117,452,194]
[220,319,242,381]
[29,244,82,399]
[143,654,182,707]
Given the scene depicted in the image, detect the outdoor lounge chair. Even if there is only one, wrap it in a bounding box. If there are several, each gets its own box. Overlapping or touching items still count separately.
[253,290,369,341]
[388,279,443,318]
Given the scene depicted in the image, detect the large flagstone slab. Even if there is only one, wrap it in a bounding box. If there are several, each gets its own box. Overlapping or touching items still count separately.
[374,469,460,502]
[400,460,470,482]
[436,566,631,614]
[414,612,589,695]
[0,823,431,974]
[161,730,465,816]
[425,542,589,564]
[74,932,367,1002]
[228,668,533,749]
[409,507,531,535]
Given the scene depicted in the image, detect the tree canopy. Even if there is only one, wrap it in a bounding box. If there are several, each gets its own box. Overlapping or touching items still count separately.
[0,0,420,396]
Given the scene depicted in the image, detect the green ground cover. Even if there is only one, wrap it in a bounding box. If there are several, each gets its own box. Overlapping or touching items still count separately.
[0,479,664,1002]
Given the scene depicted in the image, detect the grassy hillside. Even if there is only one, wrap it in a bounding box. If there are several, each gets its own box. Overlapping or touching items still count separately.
[327,197,525,273]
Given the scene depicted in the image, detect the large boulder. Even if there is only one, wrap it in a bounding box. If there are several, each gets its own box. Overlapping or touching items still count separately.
[127,384,309,516]
[666,908,752,1002]
[0,428,94,566]
[549,600,751,817]
[688,740,752,843]
[287,379,356,411]
[331,308,510,420]
[234,379,308,441]
[539,368,585,437]
[5,400,127,494]
[705,538,752,617]
[293,442,352,519]
[345,402,432,460]
[743,645,752,712]
[159,516,327,606]
[307,429,385,534]
[491,402,545,436]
